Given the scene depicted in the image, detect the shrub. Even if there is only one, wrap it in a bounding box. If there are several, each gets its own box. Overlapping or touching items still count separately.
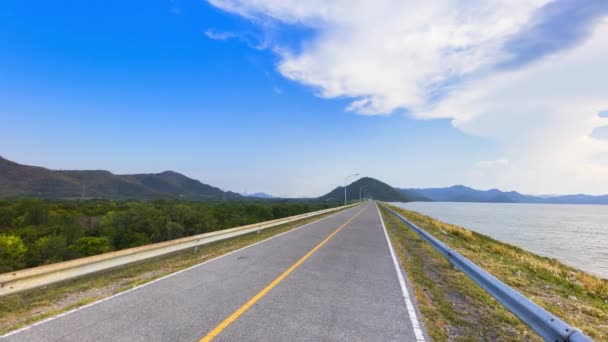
[27,235,67,266]
[70,237,112,257]
[0,234,27,272]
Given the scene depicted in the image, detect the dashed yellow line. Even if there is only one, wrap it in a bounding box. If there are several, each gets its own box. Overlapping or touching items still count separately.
[199,204,367,342]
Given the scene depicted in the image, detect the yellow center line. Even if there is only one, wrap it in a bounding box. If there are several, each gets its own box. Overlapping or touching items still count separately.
[199,204,368,342]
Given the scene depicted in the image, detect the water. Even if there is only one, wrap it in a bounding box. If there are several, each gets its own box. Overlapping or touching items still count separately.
[390,202,608,279]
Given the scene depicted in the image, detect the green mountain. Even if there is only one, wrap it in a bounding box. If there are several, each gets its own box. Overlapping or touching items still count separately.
[319,177,427,202]
[0,156,243,200]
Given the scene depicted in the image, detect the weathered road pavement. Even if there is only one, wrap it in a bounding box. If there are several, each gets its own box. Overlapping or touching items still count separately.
[2,202,425,341]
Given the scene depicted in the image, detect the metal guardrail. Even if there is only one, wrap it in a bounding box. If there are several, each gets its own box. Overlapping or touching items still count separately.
[0,203,358,297]
[382,205,593,342]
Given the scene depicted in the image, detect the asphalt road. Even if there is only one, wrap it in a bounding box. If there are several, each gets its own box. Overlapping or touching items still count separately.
[2,202,425,342]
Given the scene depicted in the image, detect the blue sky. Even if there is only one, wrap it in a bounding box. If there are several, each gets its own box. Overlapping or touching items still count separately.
[1,1,607,196]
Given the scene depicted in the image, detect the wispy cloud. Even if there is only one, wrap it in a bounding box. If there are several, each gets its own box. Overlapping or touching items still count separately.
[204,28,271,50]
[204,29,237,41]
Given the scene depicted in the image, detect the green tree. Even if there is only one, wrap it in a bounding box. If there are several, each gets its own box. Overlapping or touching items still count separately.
[127,232,150,247]
[13,225,40,245]
[101,204,166,248]
[0,234,27,272]
[27,235,67,266]
[70,237,112,256]
[60,223,84,245]
[19,199,48,226]
[0,206,14,229]
[160,221,185,241]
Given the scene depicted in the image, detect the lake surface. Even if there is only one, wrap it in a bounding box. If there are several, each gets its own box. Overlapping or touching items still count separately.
[390,202,608,279]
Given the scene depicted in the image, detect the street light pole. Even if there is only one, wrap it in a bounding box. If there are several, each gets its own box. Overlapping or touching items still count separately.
[359,185,367,202]
[344,173,359,206]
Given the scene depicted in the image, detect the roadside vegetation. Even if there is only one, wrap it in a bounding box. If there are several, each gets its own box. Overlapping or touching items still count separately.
[380,204,607,341]
[0,198,335,272]
[0,208,346,335]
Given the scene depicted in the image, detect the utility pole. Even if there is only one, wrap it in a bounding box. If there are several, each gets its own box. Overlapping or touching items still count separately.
[359,185,367,202]
[344,174,359,206]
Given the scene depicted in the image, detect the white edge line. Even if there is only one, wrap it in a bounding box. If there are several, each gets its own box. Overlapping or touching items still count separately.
[1,206,356,339]
[376,202,426,342]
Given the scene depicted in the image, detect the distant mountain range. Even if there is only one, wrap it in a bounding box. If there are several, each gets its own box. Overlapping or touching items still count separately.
[2,156,607,204]
[319,177,426,203]
[0,156,243,200]
[247,192,274,199]
[400,185,608,205]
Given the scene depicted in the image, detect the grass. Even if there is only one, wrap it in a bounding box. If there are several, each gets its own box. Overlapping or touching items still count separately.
[381,204,608,341]
[0,208,348,335]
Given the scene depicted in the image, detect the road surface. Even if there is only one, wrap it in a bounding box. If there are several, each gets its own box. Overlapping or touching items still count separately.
[2,202,426,342]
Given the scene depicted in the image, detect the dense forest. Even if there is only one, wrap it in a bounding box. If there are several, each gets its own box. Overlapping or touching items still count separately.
[0,199,336,272]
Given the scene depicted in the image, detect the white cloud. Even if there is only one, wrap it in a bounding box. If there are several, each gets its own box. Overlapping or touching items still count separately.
[209,0,551,113]
[431,20,608,193]
[207,1,608,193]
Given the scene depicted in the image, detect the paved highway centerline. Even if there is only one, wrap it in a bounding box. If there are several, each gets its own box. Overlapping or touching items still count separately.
[199,204,368,342]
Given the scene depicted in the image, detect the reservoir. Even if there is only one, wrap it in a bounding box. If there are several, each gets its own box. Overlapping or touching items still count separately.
[390,202,608,279]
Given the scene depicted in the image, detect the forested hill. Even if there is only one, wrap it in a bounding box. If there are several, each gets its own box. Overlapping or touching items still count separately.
[319,177,427,202]
[0,156,243,200]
